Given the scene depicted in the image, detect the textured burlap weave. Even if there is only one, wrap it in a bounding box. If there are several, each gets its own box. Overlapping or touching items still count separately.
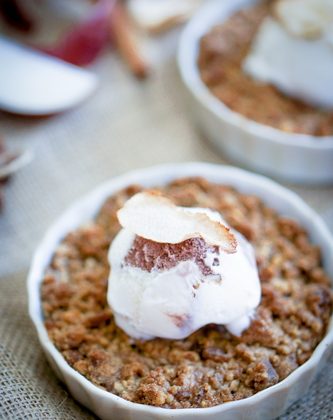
[1,16,333,418]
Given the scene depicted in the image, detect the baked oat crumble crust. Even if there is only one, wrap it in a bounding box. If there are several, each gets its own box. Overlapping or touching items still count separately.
[41,178,332,408]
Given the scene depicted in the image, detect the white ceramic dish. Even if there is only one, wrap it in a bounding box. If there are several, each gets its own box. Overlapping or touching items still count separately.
[28,163,333,420]
[0,36,98,116]
[178,0,333,184]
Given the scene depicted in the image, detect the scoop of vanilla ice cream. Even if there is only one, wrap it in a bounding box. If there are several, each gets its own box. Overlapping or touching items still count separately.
[107,193,261,340]
[243,0,333,109]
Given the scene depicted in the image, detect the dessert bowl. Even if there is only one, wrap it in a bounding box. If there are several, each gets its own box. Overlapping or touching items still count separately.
[28,162,333,420]
[178,0,333,184]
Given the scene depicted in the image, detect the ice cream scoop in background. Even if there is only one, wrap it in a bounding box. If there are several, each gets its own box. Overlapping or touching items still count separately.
[108,192,261,340]
[243,0,333,109]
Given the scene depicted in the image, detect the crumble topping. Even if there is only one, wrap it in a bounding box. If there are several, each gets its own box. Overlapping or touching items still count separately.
[41,177,332,408]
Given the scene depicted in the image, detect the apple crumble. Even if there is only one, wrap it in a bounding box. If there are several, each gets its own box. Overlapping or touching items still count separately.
[41,178,332,408]
[198,3,333,136]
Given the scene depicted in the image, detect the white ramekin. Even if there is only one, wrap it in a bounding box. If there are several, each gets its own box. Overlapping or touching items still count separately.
[28,163,333,420]
[177,0,333,185]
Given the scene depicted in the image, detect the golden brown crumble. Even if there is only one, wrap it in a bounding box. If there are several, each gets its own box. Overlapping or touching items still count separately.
[41,178,332,408]
[198,3,333,136]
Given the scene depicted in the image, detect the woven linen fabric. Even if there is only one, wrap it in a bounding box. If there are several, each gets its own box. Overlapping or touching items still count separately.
[1,25,333,420]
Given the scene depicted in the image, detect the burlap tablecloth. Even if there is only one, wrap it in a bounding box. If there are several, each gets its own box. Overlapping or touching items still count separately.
[1,41,333,419]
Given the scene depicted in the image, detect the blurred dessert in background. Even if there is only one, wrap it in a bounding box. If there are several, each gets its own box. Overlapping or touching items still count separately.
[244,0,333,109]
[198,0,333,136]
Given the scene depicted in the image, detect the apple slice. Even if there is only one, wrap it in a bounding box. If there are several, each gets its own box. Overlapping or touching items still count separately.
[117,191,237,253]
